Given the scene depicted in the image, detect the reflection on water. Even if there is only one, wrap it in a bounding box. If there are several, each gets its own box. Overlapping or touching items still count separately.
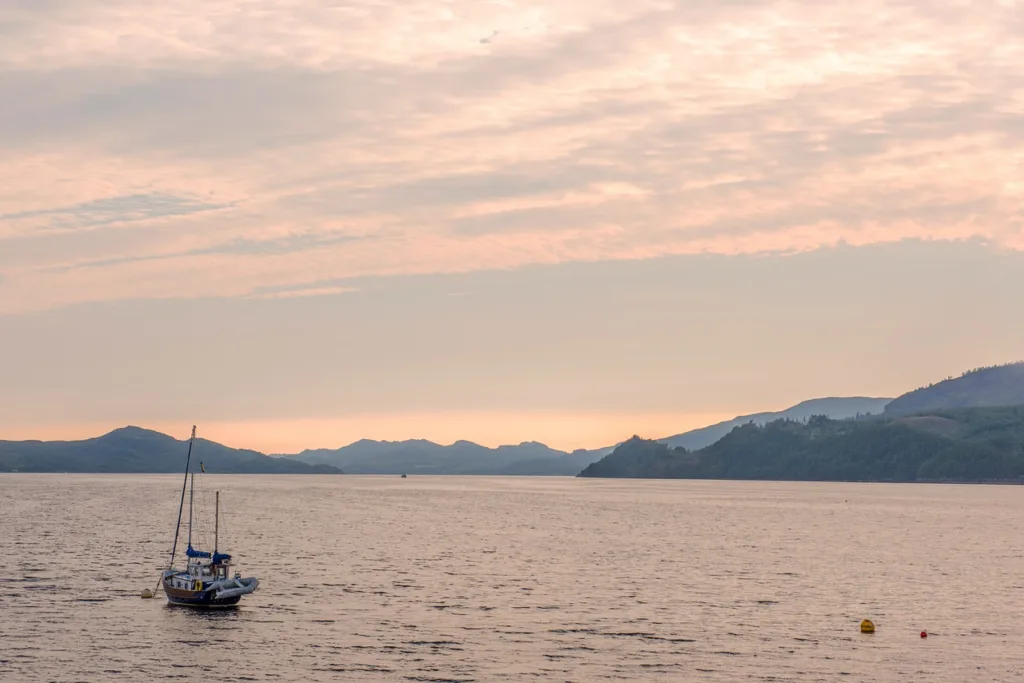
[1,474,1022,682]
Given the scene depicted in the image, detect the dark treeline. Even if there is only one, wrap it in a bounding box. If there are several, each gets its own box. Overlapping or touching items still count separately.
[579,406,1024,483]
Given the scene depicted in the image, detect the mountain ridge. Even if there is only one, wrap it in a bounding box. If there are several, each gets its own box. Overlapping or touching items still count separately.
[0,426,342,474]
[289,437,591,475]
[656,396,893,450]
[578,406,1024,482]
[0,398,914,475]
[579,362,1024,482]
[6,362,1020,477]
[884,362,1024,416]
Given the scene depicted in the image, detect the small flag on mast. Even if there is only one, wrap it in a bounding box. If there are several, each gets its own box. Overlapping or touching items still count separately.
[200,462,205,473]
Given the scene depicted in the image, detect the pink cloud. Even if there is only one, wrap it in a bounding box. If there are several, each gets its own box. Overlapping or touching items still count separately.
[1,0,1022,313]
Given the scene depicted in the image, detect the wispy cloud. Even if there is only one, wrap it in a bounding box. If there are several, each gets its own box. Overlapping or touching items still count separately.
[1,0,1022,314]
[0,193,228,235]
[247,284,360,300]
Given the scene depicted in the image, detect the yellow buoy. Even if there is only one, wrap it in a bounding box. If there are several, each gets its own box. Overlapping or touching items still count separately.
[140,588,154,599]
[860,619,875,634]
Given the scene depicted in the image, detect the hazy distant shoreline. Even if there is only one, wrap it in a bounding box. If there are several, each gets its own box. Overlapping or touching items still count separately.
[4,362,1022,481]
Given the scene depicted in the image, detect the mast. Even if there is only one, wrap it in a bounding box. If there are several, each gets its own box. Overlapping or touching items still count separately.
[214,491,220,554]
[168,426,196,569]
[188,470,195,549]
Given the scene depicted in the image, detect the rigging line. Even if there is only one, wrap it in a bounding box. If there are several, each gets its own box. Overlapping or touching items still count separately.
[196,459,218,552]
[167,425,196,570]
[195,469,210,549]
[188,470,195,549]
[219,495,229,550]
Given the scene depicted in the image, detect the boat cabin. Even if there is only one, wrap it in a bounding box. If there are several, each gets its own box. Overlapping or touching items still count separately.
[170,546,236,587]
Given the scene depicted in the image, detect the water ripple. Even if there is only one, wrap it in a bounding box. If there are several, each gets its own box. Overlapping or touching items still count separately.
[0,475,1021,682]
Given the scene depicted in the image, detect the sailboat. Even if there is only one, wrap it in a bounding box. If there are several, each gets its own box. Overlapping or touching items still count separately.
[160,426,260,607]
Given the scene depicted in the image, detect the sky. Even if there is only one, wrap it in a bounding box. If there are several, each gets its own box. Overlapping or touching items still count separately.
[1,0,1023,453]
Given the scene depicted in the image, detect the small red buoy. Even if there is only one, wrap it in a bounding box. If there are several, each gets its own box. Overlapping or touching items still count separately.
[920,631,927,638]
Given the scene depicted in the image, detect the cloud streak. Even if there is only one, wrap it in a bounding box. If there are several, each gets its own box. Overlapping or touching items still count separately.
[1,0,1022,314]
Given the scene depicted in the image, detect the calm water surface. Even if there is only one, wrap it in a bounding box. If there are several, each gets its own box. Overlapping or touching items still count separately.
[1,475,1022,682]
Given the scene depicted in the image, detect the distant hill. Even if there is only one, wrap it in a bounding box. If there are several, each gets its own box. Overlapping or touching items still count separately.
[290,439,593,475]
[578,436,699,479]
[578,406,1024,482]
[884,362,1024,417]
[0,427,342,474]
[658,397,892,450]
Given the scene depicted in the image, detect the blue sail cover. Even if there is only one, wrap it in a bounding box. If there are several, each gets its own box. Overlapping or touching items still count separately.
[185,545,231,563]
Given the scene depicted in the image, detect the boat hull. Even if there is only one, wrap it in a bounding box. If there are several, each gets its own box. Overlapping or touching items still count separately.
[163,582,242,608]
[162,574,259,608]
